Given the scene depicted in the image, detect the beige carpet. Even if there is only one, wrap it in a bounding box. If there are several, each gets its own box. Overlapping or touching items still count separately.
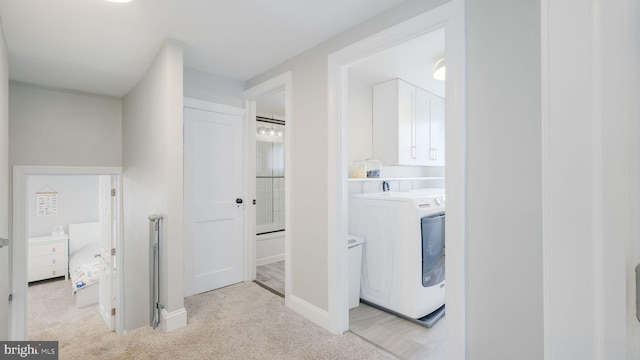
[28,280,396,360]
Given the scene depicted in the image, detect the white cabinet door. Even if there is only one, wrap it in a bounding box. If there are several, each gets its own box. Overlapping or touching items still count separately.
[184,106,244,297]
[415,87,445,166]
[428,93,445,166]
[414,87,431,165]
[373,79,445,166]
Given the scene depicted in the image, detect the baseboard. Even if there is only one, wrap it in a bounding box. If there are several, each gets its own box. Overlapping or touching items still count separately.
[161,307,187,332]
[256,253,285,266]
[286,294,330,331]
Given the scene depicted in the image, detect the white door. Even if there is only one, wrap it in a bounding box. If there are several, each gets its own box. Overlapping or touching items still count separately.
[0,233,7,341]
[184,106,244,297]
[0,78,8,339]
[98,175,115,330]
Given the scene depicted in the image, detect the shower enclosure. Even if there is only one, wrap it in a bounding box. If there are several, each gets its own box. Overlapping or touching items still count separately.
[256,118,285,235]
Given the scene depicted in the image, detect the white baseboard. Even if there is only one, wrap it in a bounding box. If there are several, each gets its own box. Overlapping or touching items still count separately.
[286,294,329,331]
[256,253,285,266]
[161,307,187,332]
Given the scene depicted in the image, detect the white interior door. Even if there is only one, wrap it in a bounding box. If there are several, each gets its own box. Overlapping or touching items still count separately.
[184,105,244,297]
[98,175,115,331]
[0,241,7,340]
[0,82,8,340]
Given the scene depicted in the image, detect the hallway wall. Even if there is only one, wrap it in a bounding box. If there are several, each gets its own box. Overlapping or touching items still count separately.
[122,39,186,332]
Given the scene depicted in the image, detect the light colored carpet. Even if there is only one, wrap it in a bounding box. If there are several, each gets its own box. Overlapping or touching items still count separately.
[28,280,396,360]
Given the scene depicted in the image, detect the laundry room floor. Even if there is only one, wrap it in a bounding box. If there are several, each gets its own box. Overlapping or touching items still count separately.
[349,302,446,360]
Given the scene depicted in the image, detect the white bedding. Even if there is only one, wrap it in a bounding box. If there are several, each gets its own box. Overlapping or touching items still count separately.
[68,222,100,294]
[70,244,100,292]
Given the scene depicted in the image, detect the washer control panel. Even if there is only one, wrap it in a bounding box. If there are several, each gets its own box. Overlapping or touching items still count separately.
[416,195,446,209]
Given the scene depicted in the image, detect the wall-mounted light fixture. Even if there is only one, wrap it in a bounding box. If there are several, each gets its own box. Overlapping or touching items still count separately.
[257,126,284,137]
[433,58,446,81]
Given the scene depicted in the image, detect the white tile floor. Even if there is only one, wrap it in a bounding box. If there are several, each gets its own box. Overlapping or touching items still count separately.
[349,302,445,360]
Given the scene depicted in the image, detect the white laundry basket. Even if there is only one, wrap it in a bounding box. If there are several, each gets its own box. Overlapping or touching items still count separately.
[348,234,365,309]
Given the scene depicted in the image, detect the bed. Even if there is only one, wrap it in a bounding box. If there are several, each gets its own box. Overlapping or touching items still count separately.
[68,222,100,307]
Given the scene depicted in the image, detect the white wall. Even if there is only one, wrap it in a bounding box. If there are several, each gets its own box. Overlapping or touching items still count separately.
[347,73,373,165]
[465,1,543,358]
[9,82,122,167]
[0,17,10,341]
[543,0,636,358]
[27,175,98,237]
[122,40,185,332]
[246,0,449,315]
[183,66,244,108]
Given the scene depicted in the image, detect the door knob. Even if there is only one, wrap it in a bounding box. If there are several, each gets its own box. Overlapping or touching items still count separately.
[236,198,243,204]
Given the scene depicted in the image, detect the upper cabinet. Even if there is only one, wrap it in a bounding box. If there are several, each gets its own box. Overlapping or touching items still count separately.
[372,79,445,166]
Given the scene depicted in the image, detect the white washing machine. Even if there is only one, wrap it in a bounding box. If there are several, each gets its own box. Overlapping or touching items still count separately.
[349,190,445,320]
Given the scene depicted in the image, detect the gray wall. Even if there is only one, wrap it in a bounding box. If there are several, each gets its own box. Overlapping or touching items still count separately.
[9,82,122,167]
[246,0,449,314]
[183,66,244,108]
[465,0,543,359]
[27,175,98,238]
[122,40,185,331]
[247,0,543,356]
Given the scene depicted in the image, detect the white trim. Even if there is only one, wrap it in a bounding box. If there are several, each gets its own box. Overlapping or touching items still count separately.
[286,294,329,330]
[540,1,552,358]
[327,2,467,357]
[184,97,245,116]
[244,99,257,282]
[160,307,187,332]
[590,1,605,357]
[256,231,285,266]
[11,165,124,340]
[256,254,285,267]
[243,72,293,303]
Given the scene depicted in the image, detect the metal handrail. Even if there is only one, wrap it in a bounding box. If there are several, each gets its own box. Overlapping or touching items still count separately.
[149,215,163,329]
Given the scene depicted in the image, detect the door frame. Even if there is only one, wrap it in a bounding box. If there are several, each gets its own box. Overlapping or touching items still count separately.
[11,165,124,339]
[244,72,293,300]
[326,0,467,355]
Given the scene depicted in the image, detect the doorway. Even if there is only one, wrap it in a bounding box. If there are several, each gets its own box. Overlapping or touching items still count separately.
[327,1,466,357]
[254,90,286,297]
[11,166,124,340]
[344,27,447,359]
[244,72,292,303]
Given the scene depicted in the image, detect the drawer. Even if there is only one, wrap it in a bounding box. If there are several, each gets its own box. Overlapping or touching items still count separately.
[28,264,67,282]
[28,253,66,270]
[29,241,66,257]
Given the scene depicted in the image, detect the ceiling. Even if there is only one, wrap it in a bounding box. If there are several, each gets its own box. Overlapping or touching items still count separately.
[254,27,445,119]
[0,0,405,97]
[349,27,445,98]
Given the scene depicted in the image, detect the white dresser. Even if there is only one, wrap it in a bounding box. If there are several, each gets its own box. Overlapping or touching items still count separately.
[28,234,69,282]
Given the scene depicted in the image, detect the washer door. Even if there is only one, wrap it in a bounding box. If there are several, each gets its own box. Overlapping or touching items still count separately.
[421,214,445,287]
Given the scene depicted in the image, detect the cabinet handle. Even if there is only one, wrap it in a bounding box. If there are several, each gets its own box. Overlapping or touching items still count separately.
[52,259,56,264]
[52,248,56,253]
[52,270,56,276]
